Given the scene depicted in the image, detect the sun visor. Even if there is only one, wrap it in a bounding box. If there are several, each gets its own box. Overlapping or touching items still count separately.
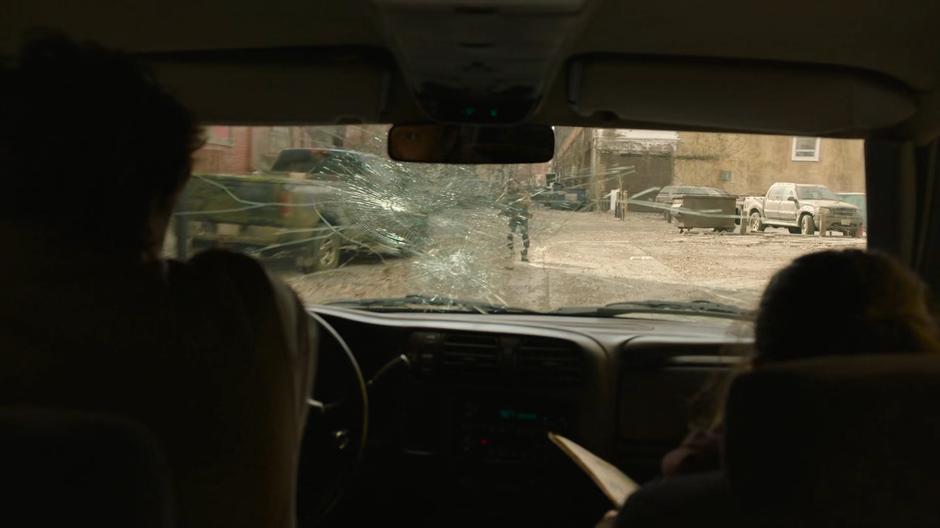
[146,49,393,124]
[568,56,916,135]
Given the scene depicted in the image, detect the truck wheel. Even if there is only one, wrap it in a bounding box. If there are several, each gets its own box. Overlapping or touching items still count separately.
[846,229,859,238]
[297,231,341,274]
[788,226,801,234]
[748,212,765,233]
[800,214,816,235]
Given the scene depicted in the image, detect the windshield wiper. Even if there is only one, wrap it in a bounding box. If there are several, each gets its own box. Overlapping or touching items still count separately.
[325,294,539,315]
[554,299,749,320]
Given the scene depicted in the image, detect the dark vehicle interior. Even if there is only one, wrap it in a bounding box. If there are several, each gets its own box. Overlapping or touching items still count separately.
[3,1,940,527]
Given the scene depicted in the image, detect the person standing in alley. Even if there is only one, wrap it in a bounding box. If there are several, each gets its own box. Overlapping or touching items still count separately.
[498,177,532,266]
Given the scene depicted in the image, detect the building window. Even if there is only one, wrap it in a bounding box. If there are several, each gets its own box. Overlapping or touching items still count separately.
[792,137,820,161]
[206,126,234,146]
[719,170,732,182]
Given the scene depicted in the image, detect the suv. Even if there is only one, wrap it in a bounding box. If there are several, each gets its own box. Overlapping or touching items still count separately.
[745,183,862,236]
[837,192,867,235]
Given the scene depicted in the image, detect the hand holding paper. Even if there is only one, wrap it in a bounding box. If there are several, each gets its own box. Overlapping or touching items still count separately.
[548,432,639,507]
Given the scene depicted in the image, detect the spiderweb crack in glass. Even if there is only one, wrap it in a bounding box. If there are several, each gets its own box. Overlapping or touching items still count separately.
[166,126,867,312]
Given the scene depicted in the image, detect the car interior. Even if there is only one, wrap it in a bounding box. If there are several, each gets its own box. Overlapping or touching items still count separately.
[3,1,940,527]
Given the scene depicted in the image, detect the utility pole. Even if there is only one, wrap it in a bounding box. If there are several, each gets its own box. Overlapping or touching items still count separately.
[618,172,625,220]
[590,129,600,211]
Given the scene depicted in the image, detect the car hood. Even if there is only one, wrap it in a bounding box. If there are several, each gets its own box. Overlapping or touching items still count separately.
[801,199,858,210]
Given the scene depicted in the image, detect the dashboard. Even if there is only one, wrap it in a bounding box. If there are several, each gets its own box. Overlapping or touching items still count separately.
[305,307,749,528]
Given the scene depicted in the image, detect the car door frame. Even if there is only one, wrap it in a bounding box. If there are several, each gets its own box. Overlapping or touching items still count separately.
[764,184,782,221]
[780,184,799,224]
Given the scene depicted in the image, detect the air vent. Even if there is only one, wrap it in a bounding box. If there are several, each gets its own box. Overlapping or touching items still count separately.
[440,333,500,381]
[516,338,583,387]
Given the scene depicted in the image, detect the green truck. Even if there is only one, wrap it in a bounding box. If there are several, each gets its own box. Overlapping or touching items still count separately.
[172,148,431,273]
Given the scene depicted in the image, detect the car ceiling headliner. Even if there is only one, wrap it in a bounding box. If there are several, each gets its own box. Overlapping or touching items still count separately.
[4,0,940,142]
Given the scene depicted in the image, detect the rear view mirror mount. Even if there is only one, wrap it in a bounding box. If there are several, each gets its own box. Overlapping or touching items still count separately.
[387,124,554,164]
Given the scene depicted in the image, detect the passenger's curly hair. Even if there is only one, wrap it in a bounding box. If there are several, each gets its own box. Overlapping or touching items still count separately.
[694,250,939,431]
[754,249,940,363]
[0,34,203,250]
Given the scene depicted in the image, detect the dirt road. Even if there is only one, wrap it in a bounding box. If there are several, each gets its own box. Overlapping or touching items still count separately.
[281,207,865,311]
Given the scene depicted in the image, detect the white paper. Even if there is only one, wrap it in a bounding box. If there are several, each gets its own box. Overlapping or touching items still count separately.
[548,432,639,507]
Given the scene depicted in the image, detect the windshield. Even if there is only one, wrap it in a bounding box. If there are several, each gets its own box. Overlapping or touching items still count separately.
[796,185,841,201]
[165,127,866,314]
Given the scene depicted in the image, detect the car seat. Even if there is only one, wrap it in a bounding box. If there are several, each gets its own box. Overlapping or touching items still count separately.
[0,407,175,528]
[617,354,940,527]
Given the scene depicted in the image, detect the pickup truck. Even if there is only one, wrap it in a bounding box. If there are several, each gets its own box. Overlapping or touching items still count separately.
[172,148,431,273]
[741,182,862,236]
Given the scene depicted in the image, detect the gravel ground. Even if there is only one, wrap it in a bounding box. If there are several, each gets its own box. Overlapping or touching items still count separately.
[278,207,865,311]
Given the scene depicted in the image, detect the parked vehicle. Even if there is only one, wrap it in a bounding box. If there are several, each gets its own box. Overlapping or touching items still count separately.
[655,185,728,221]
[670,194,738,233]
[837,192,867,235]
[173,148,430,273]
[742,183,862,236]
[532,181,589,210]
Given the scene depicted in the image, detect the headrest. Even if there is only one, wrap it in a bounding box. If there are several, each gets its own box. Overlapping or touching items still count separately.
[724,354,940,526]
[0,407,175,528]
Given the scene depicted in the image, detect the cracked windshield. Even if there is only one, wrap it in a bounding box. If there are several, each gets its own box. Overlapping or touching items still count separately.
[164,126,867,315]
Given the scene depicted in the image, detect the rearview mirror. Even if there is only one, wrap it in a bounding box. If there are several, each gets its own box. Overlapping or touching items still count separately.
[387,124,554,164]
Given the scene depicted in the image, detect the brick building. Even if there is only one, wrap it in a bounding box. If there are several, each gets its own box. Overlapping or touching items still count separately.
[192,125,366,174]
[192,126,314,174]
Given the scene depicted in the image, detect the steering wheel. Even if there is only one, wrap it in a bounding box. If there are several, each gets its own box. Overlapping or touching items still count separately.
[296,312,369,527]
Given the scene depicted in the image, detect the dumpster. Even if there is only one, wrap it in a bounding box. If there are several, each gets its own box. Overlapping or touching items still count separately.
[670,194,737,233]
